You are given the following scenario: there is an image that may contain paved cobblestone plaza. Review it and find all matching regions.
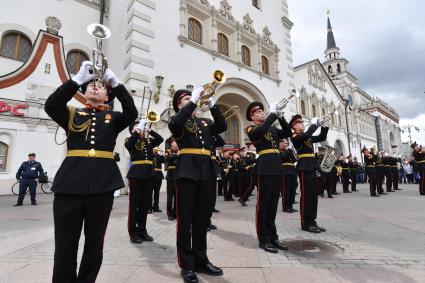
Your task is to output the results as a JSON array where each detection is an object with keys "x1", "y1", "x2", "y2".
[{"x1": 1, "y1": 184, "x2": 424, "y2": 282}]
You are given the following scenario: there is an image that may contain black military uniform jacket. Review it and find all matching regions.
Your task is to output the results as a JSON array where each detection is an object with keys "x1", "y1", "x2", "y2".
[
  {"x1": 44, "y1": 80, "x2": 138, "y2": 195},
  {"x1": 364, "y1": 154, "x2": 377, "y2": 174},
  {"x1": 413, "y1": 150, "x2": 425, "y2": 170},
  {"x1": 125, "y1": 130, "x2": 164, "y2": 180},
  {"x1": 168, "y1": 101, "x2": 227, "y2": 181},
  {"x1": 211, "y1": 135, "x2": 226, "y2": 178},
  {"x1": 291, "y1": 125, "x2": 329, "y2": 172},
  {"x1": 246, "y1": 113, "x2": 291, "y2": 176},
  {"x1": 375, "y1": 155, "x2": 384, "y2": 174},
  {"x1": 165, "y1": 151, "x2": 179, "y2": 181},
  {"x1": 340, "y1": 160, "x2": 350, "y2": 176},
  {"x1": 349, "y1": 161, "x2": 358, "y2": 176},
  {"x1": 16, "y1": 161, "x2": 44, "y2": 180},
  {"x1": 280, "y1": 149, "x2": 297, "y2": 176},
  {"x1": 153, "y1": 154, "x2": 165, "y2": 179}
]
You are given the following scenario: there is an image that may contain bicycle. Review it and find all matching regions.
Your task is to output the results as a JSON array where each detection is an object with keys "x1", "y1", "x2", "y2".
[{"x1": 11, "y1": 171, "x2": 54, "y2": 195}]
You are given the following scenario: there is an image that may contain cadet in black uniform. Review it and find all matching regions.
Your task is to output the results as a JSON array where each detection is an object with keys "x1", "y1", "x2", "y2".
[
  {"x1": 44, "y1": 61, "x2": 138, "y2": 282},
  {"x1": 411, "y1": 142, "x2": 425, "y2": 195},
  {"x1": 125, "y1": 120, "x2": 164, "y2": 243},
  {"x1": 290, "y1": 115, "x2": 329, "y2": 233},
  {"x1": 362, "y1": 147, "x2": 380, "y2": 197},
  {"x1": 239, "y1": 150, "x2": 257, "y2": 206},
  {"x1": 216, "y1": 150, "x2": 225, "y2": 197},
  {"x1": 331, "y1": 158, "x2": 340, "y2": 195},
  {"x1": 245, "y1": 101, "x2": 291, "y2": 253},
  {"x1": 383, "y1": 153, "x2": 395, "y2": 192},
  {"x1": 339, "y1": 155, "x2": 351, "y2": 193},
  {"x1": 168, "y1": 87, "x2": 226, "y2": 283},
  {"x1": 208, "y1": 134, "x2": 225, "y2": 231},
  {"x1": 279, "y1": 139, "x2": 298, "y2": 212},
  {"x1": 152, "y1": 147, "x2": 165, "y2": 212},
  {"x1": 165, "y1": 138, "x2": 179, "y2": 221},
  {"x1": 390, "y1": 154, "x2": 402, "y2": 190},
  {"x1": 375, "y1": 152, "x2": 386, "y2": 193},
  {"x1": 15, "y1": 153, "x2": 45, "y2": 206},
  {"x1": 238, "y1": 148, "x2": 249, "y2": 198},
  {"x1": 348, "y1": 155, "x2": 358, "y2": 192}
]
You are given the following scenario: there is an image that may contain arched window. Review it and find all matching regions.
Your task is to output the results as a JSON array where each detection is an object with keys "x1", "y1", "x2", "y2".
[
  {"x1": 0, "y1": 32, "x2": 32, "y2": 62},
  {"x1": 241, "y1": 45, "x2": 251, "y2": 66},
  {"x1": 217, "y1": 33, "x2": 229, "y2": 56},
  {"x1": 337, "y1": 63, "x2": 341, "y2": 73},
  {"x1": 261, "y1": 55, "x2": 269, "y2": 75},
  {"x1": 66, "y1": 50, "x2": 89, "y2": 75},
  {"x1": 0, "y1": 142, "x2": 8, "y2": 172},
  {"x1": 218, "y1": 105, "x2": 240, "y2": 146},
  {"x1": 188, "y1": 18, "x2": 202, "y2": 44},
  {"x1": 301, "y1": 100, "x2": 306, "y2": 115},
  {"x1": 328, "y1": 65, "x2": 332, "y2": 74}
]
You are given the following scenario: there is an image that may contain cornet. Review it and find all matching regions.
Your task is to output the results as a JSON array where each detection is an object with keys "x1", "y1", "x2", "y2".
[
  {"x1": 199, "y1": 70, "x2": 226, "y2": 106},
  {"x1": 276, "y1": 89, "x2": 300, "y2": 110},
  {"x1": 86, "y1": 23, "x2": 111, "y2": 87},
  {"x1": 304, "y1": 108, "x2": 339, "y2": 127}
]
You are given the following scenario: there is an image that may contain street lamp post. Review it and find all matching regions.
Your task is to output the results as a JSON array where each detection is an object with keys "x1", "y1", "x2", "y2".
[{"x1": 400, "y1": 125, "x2": 420, "y2": 144}]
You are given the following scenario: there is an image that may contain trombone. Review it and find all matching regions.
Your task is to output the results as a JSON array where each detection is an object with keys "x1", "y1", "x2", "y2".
[
  {"x1": 140, "y1": 86, "x2": 160, "y2": 134},
  {"x1": 223, "y1": 105, "x2": 240, "y2": 120}
]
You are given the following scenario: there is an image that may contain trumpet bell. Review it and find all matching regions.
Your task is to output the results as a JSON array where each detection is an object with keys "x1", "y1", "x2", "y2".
[
  {"x1": 147, "y1": 110, "x2": 160, "y2": 123},
  {"x1": 213, "y1": 70, "x2": 226, "y2": 84},
  {"x1": 87, "y1": 23, "x2": 111, "y2": 40}
]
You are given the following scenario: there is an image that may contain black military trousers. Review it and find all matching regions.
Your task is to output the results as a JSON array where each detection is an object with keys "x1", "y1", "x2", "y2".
[
  {"x1": 318, "y1": 173, "x2": 332, "y2": 197},
  {"x1": 17, "y1": 178, "x2": 37, "y2": 205},
  {"x1": 223, "y1": 173, "x2": 233, "y2": 200},
  {"x1": 166, "y1": 179, "x2": 176, "y2": 218},
  {"x1": 52, "y1": 191, "x2": 114, "y2": 283},
  {"x1": 331, "y1": 168, "x2": 338, "y2": 193},
  {"x1": 376, "y1": 171, "x2": 385, "y2": 193},
  {"x1": 368, "y1": 173, "x2": 378, "y2": 196},
  {"x1": 238, "y1": 172, "x2": 248, "y2": 198},
  {"x1": 256, "y1": 175, "x2": 281, "y2": 244},
  {"x1": 217, "y1": 178, "x2": 224, "y2": 196},
  {"x1": 240, "y1": 174, "x2": 256, "y2": 202},
  {"x1": 385, "y1": 171, "x2": 393, "y2": 191},
  {"x1": 298, "y1": 171, "x2": 318, "y2": 228},
  {"x1": 229, "y1": 172, "x2": 239, "y2": 197},
  {"x1": 152, "y1": 175, "x2": 163, "y2": 210},
  {"x1": 176, "y1": 178, "x2": 212, "y2": 270},
  {"x1": 281, "y1": 175, "x2": 297, "y2": 210},
  {"x1": 419, "y1": 168, "x2": 425, "y2": 195},
  {"x1": 350, "y1": 172, "x2": 357, "y2": 191},
  {"x1": 128, "y1": 178, "x2": 153, "y2": 236},
  {"x1": 208, "y1": 180, "x2": 217, "y2": 225},
  {"x1": 391, "y1": 169, "x2": 399, "y2": 189},
  {"x1": 342, "y1": 171, "x2": 350, "y2": 192}
]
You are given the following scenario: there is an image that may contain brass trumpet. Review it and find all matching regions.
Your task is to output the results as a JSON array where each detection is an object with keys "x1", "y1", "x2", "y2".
[
  {"x1": 86, "y1": 23, "x2": 111, "y2": 86},
  {"x1": 223, "y1": 105, "x2": 240, "y2": 120},
  {"x1": 199, "y1": 70, "x2": 226, "y2": 106}
]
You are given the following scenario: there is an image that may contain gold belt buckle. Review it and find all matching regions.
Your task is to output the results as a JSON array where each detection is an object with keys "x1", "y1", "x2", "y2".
[{"x1": 88, "y1": 149, "x2": 96, "y2": 157}]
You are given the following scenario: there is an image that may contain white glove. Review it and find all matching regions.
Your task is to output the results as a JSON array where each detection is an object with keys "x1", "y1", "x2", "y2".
[
  {"x1": 317, "y1": 118, "x2": 326, "y2": 127},
  {"x1": 310, "y1": 117, "x2": 319, "y2": 126},
  {"x1": 277, "y1": 110, "x2": 285, "y2": 118},
  {"x1": 103, "y1": 68, "x2": 121, "y2": 88},
  {"x1": 72, "y1": 61, "x2": 95, "y2": 86},
  {"x1": 206, "y1": 97, "x2": 215, "y2": 109},
  {"x1": 137, "y1": 118, "x2": 146, "y2": 131},
  {"x1": 190, "y1": 87, "x2": 204, "y2": 104},
  {"x1": 269, "y1": 102, "x2": 278, "y2": 114}
]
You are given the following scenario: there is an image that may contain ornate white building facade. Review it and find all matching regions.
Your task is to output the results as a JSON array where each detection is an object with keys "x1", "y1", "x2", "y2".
[{"x1": 0, "y1": 0, "x2": 402, "y2": 194}]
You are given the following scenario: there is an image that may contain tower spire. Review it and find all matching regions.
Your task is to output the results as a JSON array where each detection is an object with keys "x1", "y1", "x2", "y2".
[{"x1": 326, "y1": 16, "x2": 337, "y2": 50}]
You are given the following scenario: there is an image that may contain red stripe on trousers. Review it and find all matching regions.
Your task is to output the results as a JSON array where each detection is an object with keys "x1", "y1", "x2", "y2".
[
  {"x1": 301, "y1": 172, "x2": 305, "y2": 227},
  {"x1": 255, "y1": 175, "x2": 261, "y2": 240},
  {"x1": 175, "y1": 181, "x2": 182, "y2": 268}
]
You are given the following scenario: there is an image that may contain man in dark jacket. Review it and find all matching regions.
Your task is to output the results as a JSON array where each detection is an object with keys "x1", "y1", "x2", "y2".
[
  {"x1": 44, "y1": 61, "x2": 138, "y2": 283},
  {"x1": 168, "y1": 87, "x2": 227, "y2": 283},
  {"x1": 14, "y1": 153, "x2": 45, "y2": 206}
]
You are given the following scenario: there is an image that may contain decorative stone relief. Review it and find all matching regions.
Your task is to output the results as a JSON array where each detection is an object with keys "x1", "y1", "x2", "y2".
[
  {"x1": 219, "y1": 0, "x2": 234, "y2": 21},
  {"x1": 307, "y1": 65, "x2": 326, "y2": 91},
  {"x1": 242, "y1": 13, "x2": 255, "y2": 34},
  {"x1": 45, "y1": 16, "x2": 62, "y2": 35},
  {"x1": 262, "y1": 26, "x2": 273, "y2": 45},
  {"x1": 198, "y1": 0, "x2": 210, "y2": 7}
]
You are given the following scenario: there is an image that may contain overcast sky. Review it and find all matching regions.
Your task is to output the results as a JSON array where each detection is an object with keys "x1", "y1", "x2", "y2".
[{"x1": 287, "y1": 0, "x2": 425, "y2": 145}]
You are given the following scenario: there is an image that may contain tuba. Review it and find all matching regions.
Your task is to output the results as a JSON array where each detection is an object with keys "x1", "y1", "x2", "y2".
[
  {"x1": 320, "y1": 145, "x2": 337, "y2": 173},
  {"x1": 199, "y1": 70, "x2": 226, "y2": 106},
  {"x1": 87, "y1": 23, "x2": 111, "y2": 87}
]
